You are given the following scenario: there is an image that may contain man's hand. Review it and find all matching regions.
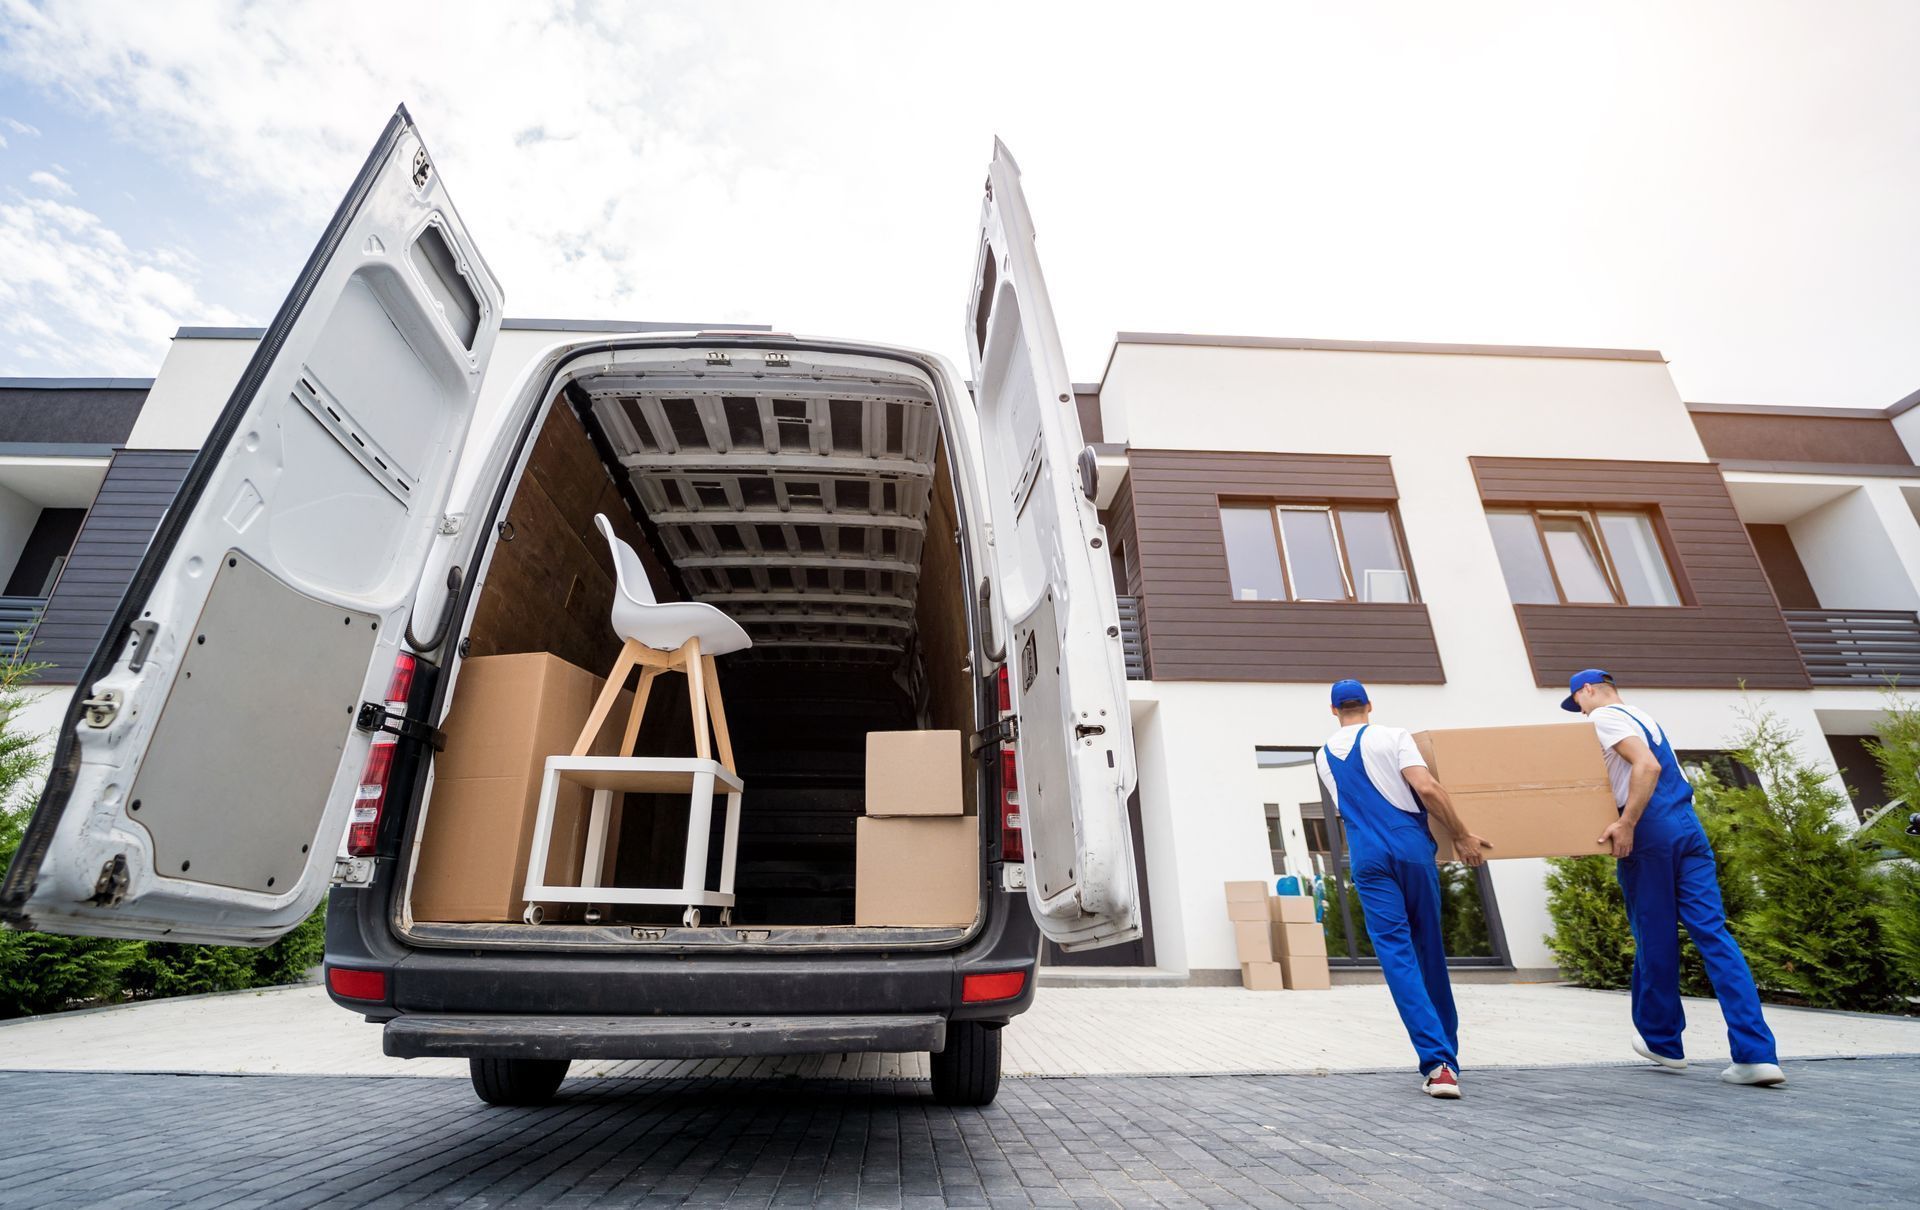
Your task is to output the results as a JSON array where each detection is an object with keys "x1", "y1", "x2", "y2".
[
  {"x1": 1599, "y1": 818, "x2": 1635, "y2": 859},
  {"x1": 1453, "y1": 834, "x2": 1492, "y2": 868}
]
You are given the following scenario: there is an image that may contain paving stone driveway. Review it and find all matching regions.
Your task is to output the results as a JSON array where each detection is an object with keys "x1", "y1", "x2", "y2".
[{"x1": 5, "y1": 1059, "x2": 1917, "y2": 1208}]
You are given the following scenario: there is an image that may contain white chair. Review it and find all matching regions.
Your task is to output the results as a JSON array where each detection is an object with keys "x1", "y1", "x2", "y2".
[{"x1": 571, "y1": 513, "x2": 752, "y2": 770}]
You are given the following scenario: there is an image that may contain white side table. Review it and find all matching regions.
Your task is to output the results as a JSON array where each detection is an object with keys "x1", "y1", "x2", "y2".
[{"x1": 521, "y1": 756, "x2": 743, "y2": 928}]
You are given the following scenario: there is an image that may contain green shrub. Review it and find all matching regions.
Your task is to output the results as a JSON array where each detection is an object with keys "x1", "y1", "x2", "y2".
[
  {"x1": 1710, "y1": 700, "x2": 1903, "y2": 1011},
  {"x1": 1865, "y1": 693, "x2": 1920, "y2": 994},
  {"x1": 1543, "y1": 855, "x2": 1634, "y2": 988}
]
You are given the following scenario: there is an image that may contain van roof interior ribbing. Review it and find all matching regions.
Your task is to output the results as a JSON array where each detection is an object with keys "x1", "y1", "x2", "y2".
[{"x1": 584, "y1": 378, "x2": 942, "y2": 662}]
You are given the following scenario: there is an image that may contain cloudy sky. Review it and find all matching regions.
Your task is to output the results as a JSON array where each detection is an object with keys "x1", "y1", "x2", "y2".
[{"x1": 0, "y1": 1, "x2": 1914, "y2": 407}]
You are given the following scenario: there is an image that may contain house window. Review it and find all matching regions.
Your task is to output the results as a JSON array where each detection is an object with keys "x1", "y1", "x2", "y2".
[
  {"x1": 1221, "y1": 504, "x2": 1415, "y2": 603},
  {"x1": 1486, "y1": 507, "x2": 1681, "y2": 606}
]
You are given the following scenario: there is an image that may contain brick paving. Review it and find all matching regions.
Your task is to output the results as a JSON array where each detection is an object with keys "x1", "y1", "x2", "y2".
[{"x1": 2, "y1": 1060, "x2": 1916, "y2": 1207}]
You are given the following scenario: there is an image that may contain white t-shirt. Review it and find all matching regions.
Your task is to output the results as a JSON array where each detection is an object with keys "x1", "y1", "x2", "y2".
[
  {"x1": 1316, "y1": 724, "x2": 1427, "y2": 815},
  {"x1": 1590, "y1": 704, "x2": 1689, "y2": 808}
]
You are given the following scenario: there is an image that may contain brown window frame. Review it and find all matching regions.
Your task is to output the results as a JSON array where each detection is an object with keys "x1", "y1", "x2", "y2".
[
  {"x1": 1219, "y1": 500, "x2": 1419, "y2": 604},
  {"x1": 1488, "y1": 505, "x2": 1687, "y2": 607}
]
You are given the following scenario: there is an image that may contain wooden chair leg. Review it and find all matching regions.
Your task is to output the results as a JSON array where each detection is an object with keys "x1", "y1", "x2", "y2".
[
  {"x1": 619, "y1": 668, "x2": 659, "y2": 759},
  {"x1": 573, "y1": 639, "x2": 641, "y2": 757},
  {"x1": 702, "y1": 655, "x2": 735, "y2": 772},
  {"x1": 683, "y1": 637, "x2": 710, "y2": 761}
]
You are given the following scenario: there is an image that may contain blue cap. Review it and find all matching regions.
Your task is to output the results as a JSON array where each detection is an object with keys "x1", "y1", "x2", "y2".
[
  {"x1": 1330, "y1": 678, "x2": 1369, "y2": 707},
  {"x1": 1561, "y1": 668, "x2": 1613, "y2": 713}
]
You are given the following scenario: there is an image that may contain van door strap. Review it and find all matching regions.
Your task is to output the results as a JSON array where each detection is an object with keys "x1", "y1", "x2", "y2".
[{"x1": 355, "y1": 701, "x2": 448, "y2": 750}]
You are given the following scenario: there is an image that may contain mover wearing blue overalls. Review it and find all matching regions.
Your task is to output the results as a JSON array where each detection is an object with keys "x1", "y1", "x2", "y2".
[
  {"x1": 1562, "y1": 669, "x2": 1787, "y2": 1088},
  {"x1": 1316, "y1": 679, "x2": 1492, "y2": 1099}
]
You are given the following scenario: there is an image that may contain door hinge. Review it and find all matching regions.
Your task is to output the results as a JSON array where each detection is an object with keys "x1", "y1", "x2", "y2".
[
  {"x1": 970, "y1": 716, "x2": 1018, "y2": 753},
  {"x1": 89, "y1": 854, "x2": 129, "y2": 906},
  {"x1": 81, "y1": 689, "x2": 122, "y2": 729},
  {"x1": 355, "y1": 701, "x2": 447, "y2": 751}
]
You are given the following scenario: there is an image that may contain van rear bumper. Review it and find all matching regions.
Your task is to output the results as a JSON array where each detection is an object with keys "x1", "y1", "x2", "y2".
[{"x1": 384, "y1": 1012, "x2": 947, "y2": 1061}]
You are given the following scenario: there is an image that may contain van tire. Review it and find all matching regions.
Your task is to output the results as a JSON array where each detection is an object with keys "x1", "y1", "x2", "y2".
[
  {"x1": 468, "y1": 1057, "x2": 570, "y2": 1106},
  {"x1": 929, "y1": 1022, "x2": 1002, "y2": 1106}
]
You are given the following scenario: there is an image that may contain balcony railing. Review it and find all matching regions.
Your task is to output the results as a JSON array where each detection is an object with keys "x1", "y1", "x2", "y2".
[
  {"x1": 1117, "y1": 594, "x2": 1149, "y2": 680},
  {"x1": 1783, "y1": 608, "x2": 1920, "y2": 686},
  {"x1": 0, "y1": 595, "x2": 46, "y2": 663}
]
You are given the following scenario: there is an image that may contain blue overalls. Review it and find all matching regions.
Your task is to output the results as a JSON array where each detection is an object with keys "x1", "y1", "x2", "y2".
[
  {"x1": 1324, "y1": 727, "x2": 1458, "y2": 1076},
  {"x1": 1601, "y1": 706, "x2": 1778, "y2": 1065}
]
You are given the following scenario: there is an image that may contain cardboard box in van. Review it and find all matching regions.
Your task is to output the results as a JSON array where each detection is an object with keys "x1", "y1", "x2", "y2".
[
  {"x1": 865, "y1": 730, "x2": 965, "y2": 816},
  {"x1": 413, "y1": 652, "x2": 631, "y2": 922},
  {"x1": 854, "y1": 816, "x2": 979, "y2": 926},
  {"x1": 1412, "y1": 723, "x2": 1618, "y2": 862}
]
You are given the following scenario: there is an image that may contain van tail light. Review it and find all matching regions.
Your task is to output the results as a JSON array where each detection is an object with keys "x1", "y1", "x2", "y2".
[
  {"x1": 999, "y1": 748, "x2": 1024, "y2": 864},
  {"x1": 347, "y1": 653, "x2": 415, "y2": 857},
  {"x1": 327, "y1": 966, "x2": 387, "y2": 1002},
  {"x1": 996, "y1": 665, "x2": 1011, "y2": 713},
  {"x1": 962, "y1": 970, "x2": 1026, "y2": 1003}
]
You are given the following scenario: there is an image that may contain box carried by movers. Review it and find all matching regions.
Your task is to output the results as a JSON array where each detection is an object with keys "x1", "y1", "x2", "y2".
[{"x1": 1412, "y1": 723, "x2": 1618, "y2": 862}]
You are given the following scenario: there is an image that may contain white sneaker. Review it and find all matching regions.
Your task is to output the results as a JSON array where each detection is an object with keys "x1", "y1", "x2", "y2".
[
  {"x1": 1720, "y1": 1062, "x2": 1787, "y2": 1087},
  {"x1": 1633, "y1": 1035, "x2": 1687, "y2": 1070}
]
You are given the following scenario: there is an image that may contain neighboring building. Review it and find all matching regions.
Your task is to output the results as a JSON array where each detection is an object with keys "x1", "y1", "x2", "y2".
[
  {"x1": 18, "y1": 324, "x2": 1916, "y2": 987},
  {"x1": 1084, "y1": 333, "x2": 1920, "y2": 980}
]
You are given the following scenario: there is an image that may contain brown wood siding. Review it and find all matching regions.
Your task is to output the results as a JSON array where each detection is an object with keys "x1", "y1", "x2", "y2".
[
  {"x1": 1127, "y1": 450, "x2": 1444, "y2": 684},
  {"x1": 1690, "y1": 412, "x2": 1913, "y2": 467},
  {"x1": 1472, "y1": 457, "x2": 1809, "y2": 690},
  {"x1": 1746, "y1": 524, "x2": 1820, "y2": 609}
]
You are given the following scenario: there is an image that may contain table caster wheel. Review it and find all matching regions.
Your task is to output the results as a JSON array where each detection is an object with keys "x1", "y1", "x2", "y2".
[
  {"x1": 523, "y1": 904, "x2": 545, "y2": 925},
  {"x1": 683, "y1": 907, "x2": 701, "y2": 928},
  {"x1": 719, "y1": 908, "x2": 733, "y2": 926}
]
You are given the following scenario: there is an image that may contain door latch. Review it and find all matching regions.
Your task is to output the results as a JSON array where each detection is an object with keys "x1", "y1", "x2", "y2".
[
  {"x1": 125, "y1": 620, "x2": 159, "y2": 673},
  {"x1": 81, "y1": 689, "x2": 122, "y2": 728},
  {"x1": 355, "y1": 701, "x2": 447, "y2": 750}
]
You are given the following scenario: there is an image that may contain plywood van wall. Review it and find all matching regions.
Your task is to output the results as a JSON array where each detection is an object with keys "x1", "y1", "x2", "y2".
[
  {"x1": 466, "y1": 398, "x2": 668, "y2": 674},
  {"x1": 917, "y1": 442, "x2": 978, "y2": 814}
]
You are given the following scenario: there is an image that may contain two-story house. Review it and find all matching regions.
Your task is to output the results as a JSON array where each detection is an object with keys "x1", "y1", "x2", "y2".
[{"x1": 1078, "y1": 333, "x2": 1920, "y2": 982}]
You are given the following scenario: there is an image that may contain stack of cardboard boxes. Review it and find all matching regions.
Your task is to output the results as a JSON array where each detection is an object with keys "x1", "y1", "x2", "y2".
[
  {"x1": 1225, "y1": 881, "x2": 1331, "y2": 990},
  {"x1": 854, "y1": 730, "x2": 980, "y2": 927}
]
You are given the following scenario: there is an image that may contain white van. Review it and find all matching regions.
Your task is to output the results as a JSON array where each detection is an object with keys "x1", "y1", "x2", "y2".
[{"x1": 0, "y1": 108, "x2": 1139, "y2": 1106}]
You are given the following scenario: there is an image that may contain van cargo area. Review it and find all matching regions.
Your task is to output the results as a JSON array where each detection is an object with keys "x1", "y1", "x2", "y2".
[{"x1": 399, "y1": 345, "x2": 988, "y2": 949}]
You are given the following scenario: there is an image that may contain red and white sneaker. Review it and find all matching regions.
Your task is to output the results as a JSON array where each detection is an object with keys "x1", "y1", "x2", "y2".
[{"x1": 1423, "y1": 1065, "x2": 1462, "y2": 1099}]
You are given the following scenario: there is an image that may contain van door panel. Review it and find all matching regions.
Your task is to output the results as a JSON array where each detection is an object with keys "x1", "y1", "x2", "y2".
[
  {"x1": 967, "y1": 140, "x2": 1141, "y2": 950},
  {"x1": 0, "y1": 107, "x2": 501, "y2": 944}
]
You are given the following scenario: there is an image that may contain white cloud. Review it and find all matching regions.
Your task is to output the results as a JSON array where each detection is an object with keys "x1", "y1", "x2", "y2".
[
  {"x1": 0, "y1": 1, "x2": 1916, "y2": 404},
  {"x1": 0, "y1": 195, "x2": 243, "y2": 373},
  {"x1": 26, "y1": 168, "x2": 72, "y2": 195},
  {"x1": 2, "y1": 116, "x2": 40, "y2": 137}
]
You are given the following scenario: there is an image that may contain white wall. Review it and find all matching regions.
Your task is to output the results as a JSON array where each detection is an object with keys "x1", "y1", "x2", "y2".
[
  {"x1": 1788, "y1": 484, "x2": 1920, "y2": 611},
  {"x1": 0, "y1": 481, "x2": 42, "y2": 591}
]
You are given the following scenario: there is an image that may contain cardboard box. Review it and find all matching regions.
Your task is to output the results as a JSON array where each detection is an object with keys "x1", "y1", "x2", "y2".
[
  {"x1": 1241, "y1": 961, "x2": 1285, "y2": 991},
  {"x1": 1225, "y1": 880, "x2": 1271, "y2": 922},
  {"x1": 865, "y1": 730, "x2": 966, "y2": 816},
  {"x1": 1271, "y1": 920, "x2": 1328, "y2": 958},
  {"x1": 413, "y1": 653, "x2": 631, "y2": 923},
  {"x1": 1279, "y1": 951, "x2": 1332, "y2": 990},
  {"x1": 1233, "y1": 919, "x2": 1275, "y2": 963},
  {"x1": 1412, "y1": 723, "x2": 1619, "y2": 862},
  {"x1": 1269, "y1": 894, "x2": 1316, "y2": 924},
  {"x1": 854, "y1": 815, "x2": 980, "y2": 926}
]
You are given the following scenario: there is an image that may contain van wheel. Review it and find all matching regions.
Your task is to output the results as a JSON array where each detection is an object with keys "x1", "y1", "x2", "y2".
[
  {"x1": 469, "y1": 1057, "x2": 569, "y2": 1106},
  {"x1": 929, "y1": 1021, "x2": 1002, "y2": 1106}
]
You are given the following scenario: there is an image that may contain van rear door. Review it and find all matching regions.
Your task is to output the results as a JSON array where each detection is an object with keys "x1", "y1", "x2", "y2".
[
  {"x1": 967, "y1": 140, "x2": 1141, "y2": 951},
  {"x1": 0, "y1": 107, "x2": 502, "y2": 945}
]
